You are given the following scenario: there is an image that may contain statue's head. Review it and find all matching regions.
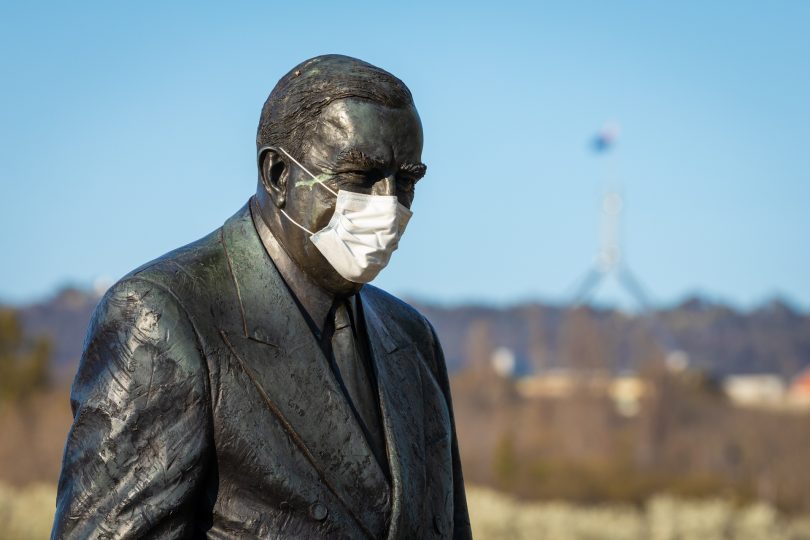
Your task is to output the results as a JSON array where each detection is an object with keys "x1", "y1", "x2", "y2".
[{"x1": 254, "y1": 55, "x2": 425, "y2": 296}]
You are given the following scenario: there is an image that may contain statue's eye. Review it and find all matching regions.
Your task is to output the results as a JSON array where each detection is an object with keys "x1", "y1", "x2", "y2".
[{"x1": 338, "y1": 171, "x2": 370, "y2": 185}]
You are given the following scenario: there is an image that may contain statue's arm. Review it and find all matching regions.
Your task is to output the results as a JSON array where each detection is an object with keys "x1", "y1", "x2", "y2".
[
  {"x1": 52, "y1": 278, "x2": 213, "y2": 540},
  {"x1": 426, "y1": 321, "x2": 473, "y2": 540}
]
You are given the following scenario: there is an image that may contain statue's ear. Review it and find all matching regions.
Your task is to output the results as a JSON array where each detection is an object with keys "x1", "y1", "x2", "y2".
[{"x1": 258, "y1": 146, "x2": 287, "y2": 208}]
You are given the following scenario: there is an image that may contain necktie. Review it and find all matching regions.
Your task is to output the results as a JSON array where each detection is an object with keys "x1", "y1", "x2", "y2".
[{"x1": 330, "y1": 300, "x2": 388, "y2": 472}]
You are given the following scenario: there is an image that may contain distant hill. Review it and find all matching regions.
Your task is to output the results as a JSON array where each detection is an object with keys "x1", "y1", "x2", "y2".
[
  {"x1": 6, "y1": 288, "x2": 103, "y2": 380},
  {"x1": 5, "y1": 288, "x2": 810, "y2": 382},
  {"x1": 412, "y1": 296, "x2": 810, "y2": 380}
]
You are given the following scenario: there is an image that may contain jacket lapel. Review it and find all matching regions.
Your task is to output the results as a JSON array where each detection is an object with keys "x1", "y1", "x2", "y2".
[
  {"x1": 359, "y1": 288, "x2": 427, "y2": 539},
  {"x1": 217, "y1": 203, "x2": 389, "y2": 538}
]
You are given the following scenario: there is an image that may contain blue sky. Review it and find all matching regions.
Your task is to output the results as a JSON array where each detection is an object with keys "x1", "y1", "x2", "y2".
[{"x1": 1, "y1": 1, "x2": 808, "y2": 309}]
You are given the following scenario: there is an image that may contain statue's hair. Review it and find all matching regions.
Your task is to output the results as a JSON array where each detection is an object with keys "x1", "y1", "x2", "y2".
[{"x1": 256, "y1": 55, "x2": 414, "y2": 160}]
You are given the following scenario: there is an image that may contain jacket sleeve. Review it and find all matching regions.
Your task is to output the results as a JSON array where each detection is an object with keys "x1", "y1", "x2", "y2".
[
  {"x1": 52, "y1": 278, "x2": 213, "y2": 540},
  {"x1": 426, "y1": 321, "x2": 473, "y2": 540}
]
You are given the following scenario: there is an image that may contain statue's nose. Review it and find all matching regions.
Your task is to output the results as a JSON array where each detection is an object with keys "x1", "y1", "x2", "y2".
[{"x1": 372, "y1": 174, "x2": 397, "y2": 196}]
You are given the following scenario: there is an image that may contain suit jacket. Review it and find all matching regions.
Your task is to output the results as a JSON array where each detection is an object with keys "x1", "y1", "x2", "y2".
[{"x1": 52, "y1": 202, "x2": 472, "y2": 539}]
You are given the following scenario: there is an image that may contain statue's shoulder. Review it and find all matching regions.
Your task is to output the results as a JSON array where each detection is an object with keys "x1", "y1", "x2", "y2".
[
  {"x1": 125, "y1": 229, "x2": 226, "y2": 289},
  {"x1": 362, "y1": 284, "x2": 427, "y2": 325},
  {"x1": 362, "y1": 285, "x2": 438, "y2": 351},
  {"x1": 117, "y1": 203, "x2": 253, "y2": 308},
  {"x1": 86, "y1": 227, "x2": 228, "y2": 343},
  {"x1": 362, "y1": 285, "x2": 450, "y2": 390},
  {"x1": 83, "y1": 205, "x2": 255, "y2": 356}
]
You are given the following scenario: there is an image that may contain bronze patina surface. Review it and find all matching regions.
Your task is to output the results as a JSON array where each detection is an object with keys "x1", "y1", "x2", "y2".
[{"x1": 52, "y1": 55, "x2": 471, "y2": 539}]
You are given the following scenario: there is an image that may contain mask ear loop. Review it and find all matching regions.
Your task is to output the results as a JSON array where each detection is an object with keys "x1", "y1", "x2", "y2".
[
  {"x1": 278, "y1": 147, "x2": 339, "y2": 197},
  {"x1": 271, "y1": 146, "x2": 339, "y2": 235},
  {"x1": 278, "y1": 208, "x2": 316, "y2": 235}
]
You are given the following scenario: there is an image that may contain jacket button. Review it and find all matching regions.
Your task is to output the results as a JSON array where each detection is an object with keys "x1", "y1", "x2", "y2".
[{"x1": 310, "y1": 502, "x2": 328, "y2": 521}]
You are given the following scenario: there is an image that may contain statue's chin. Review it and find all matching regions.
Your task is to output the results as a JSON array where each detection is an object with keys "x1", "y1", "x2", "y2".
[{"x1": 318, "y1": 273, "x2": 364, "y2": 298}]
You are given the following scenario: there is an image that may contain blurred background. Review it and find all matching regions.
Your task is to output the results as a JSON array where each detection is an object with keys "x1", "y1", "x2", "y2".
[{"x1": 2, "y1": 1, "x2": 809, "y2": 538}]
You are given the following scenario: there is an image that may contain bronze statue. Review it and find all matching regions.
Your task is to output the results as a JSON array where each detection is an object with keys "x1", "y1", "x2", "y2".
[{"x1": 52, "y1": 55, "x2": 472, "y2": 539}]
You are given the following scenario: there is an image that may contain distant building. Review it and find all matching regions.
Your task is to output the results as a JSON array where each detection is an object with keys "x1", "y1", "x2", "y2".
[
  {"x1": 516, "y1": 369, "x2": 579, "y2": 399},
  {"x1": 723, "y1": 375, "x2": 785, "y2": 408},
  {"x1": 490, "y1": 347, "x2": 516, "y2": 378},
  {"x1": 718, "y1": 372, "x2": 810, "y2": 413},
  {"x1": 515, "y1": 370, "x2": 649, "y2": 417},
  {"x1": 788, "y1": 367, "x2": 810, "y2": 409},
  {"x1": 609, "y1": 375, "x2": 647, "y2": 417}
]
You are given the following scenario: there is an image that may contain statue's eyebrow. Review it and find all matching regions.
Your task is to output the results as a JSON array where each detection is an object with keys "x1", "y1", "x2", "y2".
[
  {"x1": 334, "y1": 149, "x2": 388, "y2": 170},
  {"x1": 399, "y1": 161, "x2": 427, "y2": 179},
  {"x1": 334, "y1": 149, "x2": 427, "y2": 179}
]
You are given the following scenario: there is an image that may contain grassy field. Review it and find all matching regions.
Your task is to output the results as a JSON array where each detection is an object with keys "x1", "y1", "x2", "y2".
[
  {"x1": 3, "y1": 483, "x2": 810, "y2": 540},
  {"x1": 466, "y1": 487, "x2": 810, "y2": 540},
  {"x1": 0, "y1": 483, "x2": 53, "y2": 540}
]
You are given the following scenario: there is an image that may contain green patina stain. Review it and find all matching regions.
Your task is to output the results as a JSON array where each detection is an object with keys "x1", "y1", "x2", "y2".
[{"x1": 295, "y1": 173, "x2": 332, "y2": 190}]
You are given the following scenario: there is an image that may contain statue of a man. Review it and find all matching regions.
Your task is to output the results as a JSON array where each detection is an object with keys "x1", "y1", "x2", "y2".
[{"x1": 52, "y1": 55, "x2": 471, "y2": 539}]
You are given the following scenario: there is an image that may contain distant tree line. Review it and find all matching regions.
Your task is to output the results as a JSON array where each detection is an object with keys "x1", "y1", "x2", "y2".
[
  {"x1": 416, "y1": 297, "x2": 810, "y2": 379},
  {"x1": 0, "y1": 309, "x2": 51, "y2": 402}
]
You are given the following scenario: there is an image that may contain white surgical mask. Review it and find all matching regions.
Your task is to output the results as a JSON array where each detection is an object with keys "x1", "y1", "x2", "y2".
[{"x1": 276, "y1": 147, "x2": 413, "y2": 283}]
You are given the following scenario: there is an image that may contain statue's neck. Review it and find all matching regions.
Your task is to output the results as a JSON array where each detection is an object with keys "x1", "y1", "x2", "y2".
[{"x1": 249, "y1": 197, "x2": 339, "y2": 334}]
